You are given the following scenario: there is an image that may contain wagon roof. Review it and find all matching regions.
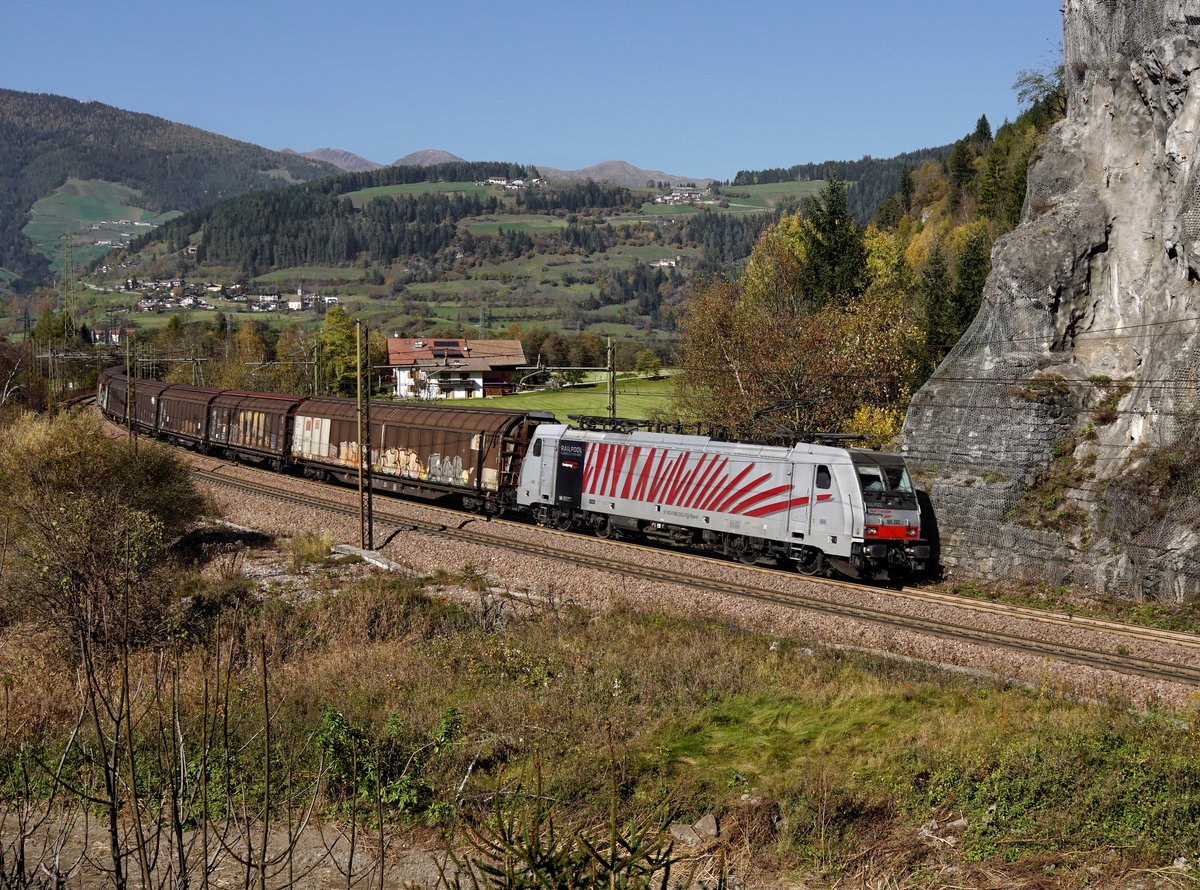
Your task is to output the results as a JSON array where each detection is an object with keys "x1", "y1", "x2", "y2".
[
  {"x1": 211, "y1": 391, "x2": 307, "y2": 412},
  {"x1": 160, "y1": 384, "x2": 221, "y2": 404},
  {"x1": 300, "y1": 397, "x2": 533, "y2": 435},
  {"x1": 132, "y1": 380, "x2": 170, "y2": 395}
]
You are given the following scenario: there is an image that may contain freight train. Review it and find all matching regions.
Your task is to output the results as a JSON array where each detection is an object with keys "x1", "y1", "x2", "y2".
[{"x1": 98, "y1": 368, "x2": 930, "y2": 581}]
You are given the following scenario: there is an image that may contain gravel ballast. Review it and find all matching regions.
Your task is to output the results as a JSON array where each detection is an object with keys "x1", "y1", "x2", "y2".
[{"x1": 180, "y1": 451, "x2": 1200, "y2": 710}]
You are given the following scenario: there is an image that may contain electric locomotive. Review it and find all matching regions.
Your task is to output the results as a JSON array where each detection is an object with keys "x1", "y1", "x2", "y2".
[{"x1": 516, "y1": 423, "x2": 928, "y2": 581}]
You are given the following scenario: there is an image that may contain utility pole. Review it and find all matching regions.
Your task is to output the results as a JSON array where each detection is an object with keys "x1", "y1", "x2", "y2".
[
  {"x1": 356, "y1": 321, "x2": 365, "y2": 550},
  {"x1": 124, "y1": 336, "x2": 136, "y2": 452},
  {"x1": 607, "y1": 337, "x2": 616, "y2": 420},
  {"x1": 355, "y1": 321, "x2": 374, "y2": 551},
  {"x1": 124, "y1": 338, "x2": 132, "y2": 440},
  {"x1": 312, "y1": 340, "x2": 320, "y2": 396},
  {"x1": 61, "y1": 232, "x2": 75, "y2": 345},
  {"x1": 364, "y1": 325, "x2": 374, "y2": 551}
]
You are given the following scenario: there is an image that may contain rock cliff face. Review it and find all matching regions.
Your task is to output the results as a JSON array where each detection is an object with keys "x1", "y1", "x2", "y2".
[{"x1": 902, "y1": 0, "x2": 1200, "y2": 599}]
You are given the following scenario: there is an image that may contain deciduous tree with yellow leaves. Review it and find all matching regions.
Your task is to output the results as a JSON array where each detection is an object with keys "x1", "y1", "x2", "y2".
[{"x1": 676, "y1": 180, "x2": 918, "y2": 446}]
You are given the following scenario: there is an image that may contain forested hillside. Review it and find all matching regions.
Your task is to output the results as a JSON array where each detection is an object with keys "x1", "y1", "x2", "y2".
[
  {"x1": 115, "y1": 160, "x2": 790, "y2": 340},
  {"x1": 0, "y1": 88, "x2": 337, "y2": 288},
  {"x1": 733, "y1": 145, "x2": 955, "y2": 224},
  {"x1": 678, "y1": 86, "x2": 1066, "y2": 444},
  {"x1": 143, "y1": 162, "x2": 540, "y2": 273}
]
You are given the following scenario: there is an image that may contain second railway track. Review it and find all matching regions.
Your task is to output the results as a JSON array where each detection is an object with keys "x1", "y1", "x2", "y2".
[{"x1": 192, "y1": 466, "x2": 1200, "y2": 689}]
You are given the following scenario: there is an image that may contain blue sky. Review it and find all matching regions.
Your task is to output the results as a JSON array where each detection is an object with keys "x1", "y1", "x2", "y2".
[{"x1": 5, "y1": 0, "x2": 1062, "y2": 179}]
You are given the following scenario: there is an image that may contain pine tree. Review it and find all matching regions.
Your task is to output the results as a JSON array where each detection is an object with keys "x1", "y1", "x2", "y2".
[
  {"x1": 977, "y1": 150, "x2": 1006, "y2": 220},
  {"x1": 794, "y1": 175, "x2": 868, "y2": 311},
  {"x1": 920, "y1": 245, "x2": 956, "y2": 354},
  {"x1": 952, "y1": 225, "x2": 993, "y2": 332},
  {"x1": 898, "y1": 166, "x2": 915, "y2": 214},
  {"x1": 973, "y1": 114, "x2": 993, "y2": 144}
]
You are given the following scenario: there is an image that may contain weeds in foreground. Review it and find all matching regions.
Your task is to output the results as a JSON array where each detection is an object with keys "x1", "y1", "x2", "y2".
[
  {"x1": 4, "y1": 538, "x2": 1200, "y2": 885},
  {"x1": 287, "y1": 530, "x2": 333, "y2": 572},
  {"x1": 444, "y1": 730, "x2": 689, "y2": 890}
]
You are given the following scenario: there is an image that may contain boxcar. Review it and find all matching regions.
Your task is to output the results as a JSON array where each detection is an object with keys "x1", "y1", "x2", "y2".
[
  {"x1": 131, "y1": 380, "x2": 170, "y2": 433},
  {"x1": 97, "y1": 367, "x2": 128, "y2": 423},
  {"x1": 292, "y1": 399, "x2": 551, "y2": 510},
  {"x1": 158, "y1": 385, "x2": 220, "y2": 447},
  {"x1": 208, "y1": 391, "x2": 305, "y2": 467}
]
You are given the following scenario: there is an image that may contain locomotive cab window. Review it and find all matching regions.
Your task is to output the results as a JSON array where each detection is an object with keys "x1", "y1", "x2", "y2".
[
  {"x1": 816, "y1": 465, "x2": 832, "y2": 489},
  {"x1": 858, "y1": 465, "x2": 887, "y2": 493},
  {"x1": 532, "y1": 439, "x2": 542, "y2": 458},
  {"x1": 853, "y1": 458, "x2": 916, "y2": 505},
  {"x1": 856, "y1": 464, "x2": 913, "y2": 494},
  {"x1": 883, "y1": 465, "x2": 913, "y2": 493}
]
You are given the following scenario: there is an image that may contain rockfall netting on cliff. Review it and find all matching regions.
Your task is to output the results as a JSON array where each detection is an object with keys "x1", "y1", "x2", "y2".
[{"x1": 902, "y1": 0, "x2": 1200, "y2": 600}]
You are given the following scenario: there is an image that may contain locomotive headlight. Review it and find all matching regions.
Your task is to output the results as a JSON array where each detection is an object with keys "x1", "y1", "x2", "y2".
[
  {"x1": 864, "y1": 526, "x2": 879, "y2": 536},
  {"x1": 906, "y1": 526, "x2": 919, "y2": 538}
]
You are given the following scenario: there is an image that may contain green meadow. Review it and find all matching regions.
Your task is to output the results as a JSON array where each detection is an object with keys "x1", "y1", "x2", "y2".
[
  {"x1": 22, "y1": 178, "x2": 180, "y2": 271},
  {"x1": 470, "y1": 374, "x2": 678, "y2": 422},
  {"x1": 344, "y1": 180, "x2": 497, "y2": 208},
  {"x1": 463, "y1": 216, "x2": 568, "y2": 235}
]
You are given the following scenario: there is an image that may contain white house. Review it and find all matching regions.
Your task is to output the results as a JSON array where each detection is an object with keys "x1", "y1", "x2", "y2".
[{"x1": 387, "y1": 338, "x2": 526, "y2": 400}]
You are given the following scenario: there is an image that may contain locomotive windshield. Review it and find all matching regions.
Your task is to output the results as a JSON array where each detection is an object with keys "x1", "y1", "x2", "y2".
[{"x1": 852, "y1": 455, "x2": 916, "y2": 506}]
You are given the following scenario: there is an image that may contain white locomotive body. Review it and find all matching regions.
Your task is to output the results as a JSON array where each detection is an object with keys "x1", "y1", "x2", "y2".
[{"x1": 517, "y1": 425, "x2": 929, "y2": 580}]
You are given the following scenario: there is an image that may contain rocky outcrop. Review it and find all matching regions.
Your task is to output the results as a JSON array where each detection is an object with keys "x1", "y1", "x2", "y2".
[{"x1": 903, "y1": 0, "x2": 1200, "y2": 599}]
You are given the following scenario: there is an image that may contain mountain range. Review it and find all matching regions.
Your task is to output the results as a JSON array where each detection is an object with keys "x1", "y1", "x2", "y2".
[
  {"x1": 293, "y1": 147, "x2": 709, "y2": 188},
  {"x1": 535, "y1": 160, "x2": 710, "y2": 187},
  {"x1": 0, "y1": 88, "x2": 338, "y2": 288},
  {"x1": 0, "y1": 87, "x2": 715, "y2": 291}
]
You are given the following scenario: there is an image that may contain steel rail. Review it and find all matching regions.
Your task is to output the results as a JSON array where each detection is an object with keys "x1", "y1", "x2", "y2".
[
  {"x1": 195, "y1": 461, "x2": 1200, "y2": 653},
  {"x1": 191, "y1": 468, "x2": 1200, "y2": 687}
]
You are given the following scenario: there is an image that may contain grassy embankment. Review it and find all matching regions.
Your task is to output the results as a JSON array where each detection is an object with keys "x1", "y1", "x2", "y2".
[
  {"x1": 1, "y1": 414, "x2": 1199, "y2": 885},
  {"x1": 4, "y1": 556, "x2": 1198, "y2": 884}
]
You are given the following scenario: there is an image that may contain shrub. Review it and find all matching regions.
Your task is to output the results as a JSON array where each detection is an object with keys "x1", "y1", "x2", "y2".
[
  {"x1": 288, "y1": 530, "x2": 333, "y2": 572},
  {"x1": 0, "y1": 411, "x2": 205, "y2": 650}
]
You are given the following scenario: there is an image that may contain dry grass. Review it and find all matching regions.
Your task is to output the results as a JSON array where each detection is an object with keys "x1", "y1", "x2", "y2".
[
  {"x1": 286, "y1": 530, "x2": 335, "y2": 573},
  {"x1": 2, "y1": 549, "x2": 1200, "y2": 886}
]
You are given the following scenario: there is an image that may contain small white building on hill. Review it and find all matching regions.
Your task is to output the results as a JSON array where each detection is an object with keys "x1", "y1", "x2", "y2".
[{"x1": 387, "y1": 338, "x2": 526, "y2": 399}]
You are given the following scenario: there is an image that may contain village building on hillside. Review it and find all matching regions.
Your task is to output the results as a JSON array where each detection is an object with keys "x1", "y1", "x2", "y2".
[{"x1": 387, "y1": 338, "x2": 527, "y2": 400}]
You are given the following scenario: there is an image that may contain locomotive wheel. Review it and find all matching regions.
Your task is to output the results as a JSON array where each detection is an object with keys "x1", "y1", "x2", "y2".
[
  {"x1": 796, "y1": 548, "x2": 824, "y2": 576},
  {"x1": 594, "y1": 518, "x2": 615, "y2": 539},
  {"x1": 553, "y1": 511, "x2": 573, "y2": 531},
  {"x1": 727, "y1": 535, "x2": 759, "y2": 565}
]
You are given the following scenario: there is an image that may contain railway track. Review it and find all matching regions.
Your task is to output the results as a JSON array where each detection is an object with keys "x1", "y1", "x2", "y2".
[{"x1": 192, "y1": 466, "x2": 1200, "y2": 688}]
